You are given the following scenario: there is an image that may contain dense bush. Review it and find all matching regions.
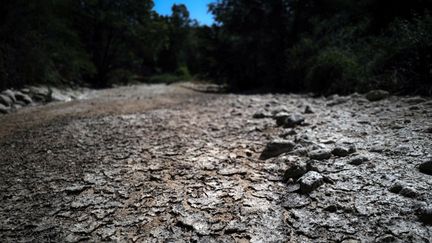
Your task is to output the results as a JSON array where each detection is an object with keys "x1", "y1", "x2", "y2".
[
  {"x1": 370, "y1": 15, "x2": 432, "y2": 94},
  {"x1": 210, "y1": 0, "x2": 432, "y2": 95},
  {"x1": 305, "y1": 48, "x2": 363, "y2": 94}
]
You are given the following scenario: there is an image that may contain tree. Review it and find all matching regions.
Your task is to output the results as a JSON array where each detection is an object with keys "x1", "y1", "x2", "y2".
[
  {"x1": 209, "y1": 0, "x2": 289, "y2": 89},
  {"x1": 72, "y1": 0, "x2": 154, "y2": 87},
  {"x1": 157, "y1": 4, "x2": 193, "y2": 72},
  {"x1": 0, "y1": 0, "x2": 92, "y2": 89}
]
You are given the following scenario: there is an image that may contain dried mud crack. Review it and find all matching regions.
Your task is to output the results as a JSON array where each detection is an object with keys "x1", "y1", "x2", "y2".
[{"x1": 0, "y1": 84, "x2": 431, "y2": 242}]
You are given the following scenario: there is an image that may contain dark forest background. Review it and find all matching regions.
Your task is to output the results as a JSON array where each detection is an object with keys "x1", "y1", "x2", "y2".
[{"x1": 1, "y1": 0, "x2": 432, "y2": 95}]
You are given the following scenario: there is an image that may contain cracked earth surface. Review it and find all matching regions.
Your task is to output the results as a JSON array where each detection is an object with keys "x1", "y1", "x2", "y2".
[{"x1": 0, "y1": 83, "x2": 431, "y2": 242}]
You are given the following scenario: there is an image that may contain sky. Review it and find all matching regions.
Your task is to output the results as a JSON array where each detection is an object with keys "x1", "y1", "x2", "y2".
[{"x1": 153, "y1": 0, "x2": 215, "y2": 26}]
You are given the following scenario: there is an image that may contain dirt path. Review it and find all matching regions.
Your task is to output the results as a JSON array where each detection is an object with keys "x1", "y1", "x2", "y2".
[{"x1": 0, "y1": 84, "x2": 431, "y2": 242}]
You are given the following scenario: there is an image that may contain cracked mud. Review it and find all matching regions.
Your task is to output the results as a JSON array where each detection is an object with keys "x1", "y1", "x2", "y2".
[{"x1": 0, "y1": 84, "x2": 431, "y2": 242}]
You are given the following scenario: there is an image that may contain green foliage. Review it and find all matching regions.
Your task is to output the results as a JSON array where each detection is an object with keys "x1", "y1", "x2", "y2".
[
  {"x1": 175, "y1": 65, "x2": 192, "y2": 80},
  {"x1": 147, "y1": 65, "x2": 193, "y2": 84},
  {"x1": 209, "y1": 0, "x2": 432, "y2": 94},
  {"x1": 1, "y1": 0, "x2": 432, "y2": 95},
  {"x1": 72, "y1": 0, "x2": 156, "y2": 88},
  {"x1": 368, "y1": 14, "x2": 432, "y2": 94},
  {"x1": 305, "y1": 48, "x2": 363, "y2": 94},
  {"x1": 0, "y1": 0, "x2": 93, "y2": 89},
  {"x1": 285, "y1": 38, "x2": 319, "y2": 91},
  {"x1": 0, "y1": 0, "x2": 202, "y2": 90}
]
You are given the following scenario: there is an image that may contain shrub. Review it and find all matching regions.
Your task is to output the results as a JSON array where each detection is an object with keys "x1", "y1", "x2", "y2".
[
  {"x1": 285, "y1": 38, "x2": 319, "y2": 91},
  {"x1": 371, "y1": 14, "x2": 432, "y2": 94},
  {"x1": 175, "y1": 65, "x2": 192, "y2": 80},
  {"x1": 146, "y1": 65, "x2": 193, "y2": 84},
  {"x1": 305, "y1": 48, "x2": 363, "y2": 94}
]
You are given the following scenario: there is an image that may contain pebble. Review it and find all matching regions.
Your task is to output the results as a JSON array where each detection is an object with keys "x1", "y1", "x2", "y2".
[
  {"x1": 298, "y1": 171, "x2": 324, "y2": 194},
  {"x1": 389, "y1": 182, "x2": 419, "y2": 198},
  {"x1": 260, "y1": 139, "x2": 296, "y2": 160},
  {"x1": 324, "y1": 204, "x2": 338, "y2": 213},
  {"x1": 274, "y1": 112, "x2": 290, "y2": 126},
  {"x1": 253, "y1": 112, "x2": 267, "y2": 119},
  {"x1": 389, "y1": 182, "x2": 404, "y2": 194},
  {"x1": 283, "y1": 113, "x2": 305, "y2": 128},
  {"x1": 304, "y1": 105, "x2": 314, "y2": 114},
  {"x1": 284, "y1": 161, "x2": 308, "y2": 181},
  {"x1": 348, "y1": 155, "x2": 369, "y2": 166},
  {"x1": 309, "y1": 149, "x2": 332, "y2": 160},
  {"x1": 273, "y1": 112, "x2": 305, "y2": 128},
  {"x1": 417, "y1": 206, "x2": 432, "y2": 225},
  {"x1": 399, "y1": 187, "x2": 419, "y2": 198},
  {"x1": 332, "y1": 146, "x2": 354, "y2": 157},
  {"x1": 418, "y1": 160, "x2": 432, "y2": 175},
  {"x1": 64, "y1": 185, "x2": 88, "y2": 194}
]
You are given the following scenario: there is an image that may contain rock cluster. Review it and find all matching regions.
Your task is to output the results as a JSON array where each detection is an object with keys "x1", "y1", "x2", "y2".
[
  {"x1": 254, "y1": 92, "x2": 432, "y2": 241},
  {"x1": 0, "y1": 87, "x2": 83, "y2": 114},
  {"x1": 0, "y1": 89, "x2": 35, "y2": 113}
]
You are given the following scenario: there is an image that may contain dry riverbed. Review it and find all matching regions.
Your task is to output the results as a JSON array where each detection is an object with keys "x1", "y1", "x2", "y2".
[{"x1": 0, "y1": 83, "x2": 431, "y2": 242}]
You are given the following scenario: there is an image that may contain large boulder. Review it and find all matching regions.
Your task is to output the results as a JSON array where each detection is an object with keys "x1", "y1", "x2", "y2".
[
  {"x1": 0, "y1": 94, "x2": 13, "y2": 106},
  {"x1": 51, "y1": 88, "x2": 73, "y2": 102},
  {"x1": 14, "y1": 91, "x2": 33, "y2": 104},
  {"x1": 1, "y1": 89, "x2": 16, "y2": 103},
  {"x1": 29, "y1": 86, "x2": 51, "y2": 102}
]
